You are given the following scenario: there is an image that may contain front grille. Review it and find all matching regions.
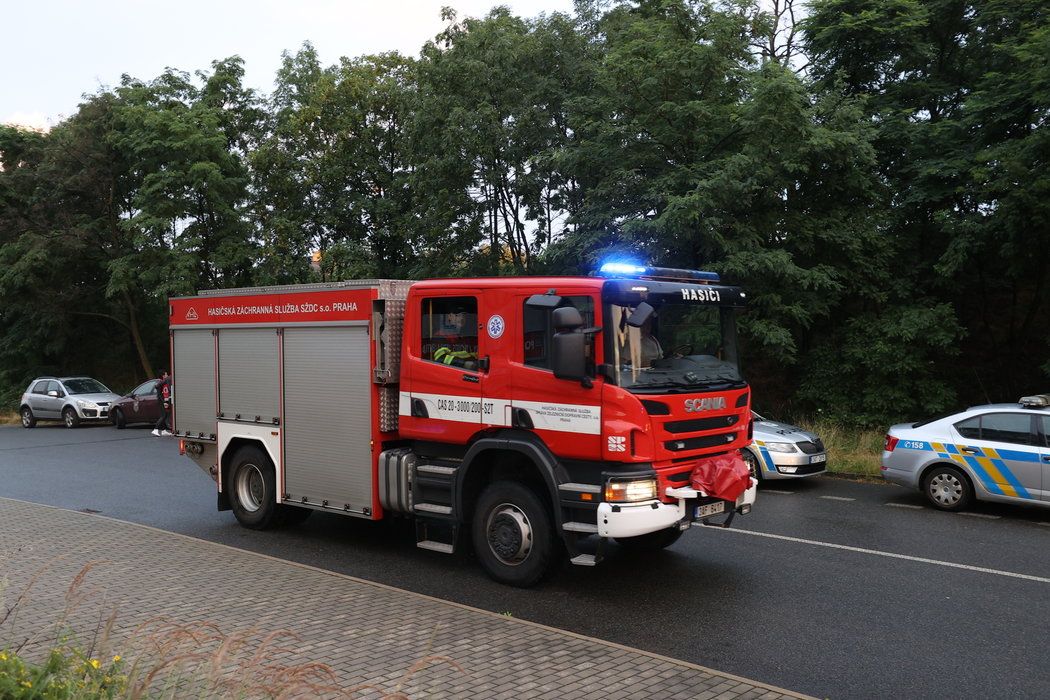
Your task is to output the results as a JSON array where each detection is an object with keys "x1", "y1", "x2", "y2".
[
  {"x1": 791, "y1": 462, "x2": 826, "y2": 475},
  {"x1": 97, "y1": 402, "x2": 110, "y2": 407},
  {"x1": 666, "y1": 432, "x2": 737, "y2": 452},
  {"x1": 797, "y1": 440, "x2": 825, "y2": 454},
  {"x1": 664, "y1": 414, "x2": 738, "y2": 434}
]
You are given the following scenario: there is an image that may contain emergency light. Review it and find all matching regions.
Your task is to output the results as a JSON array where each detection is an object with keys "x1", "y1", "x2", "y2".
[{"x1": 597, "y1": 261, "x2": 720, "y2": 283}]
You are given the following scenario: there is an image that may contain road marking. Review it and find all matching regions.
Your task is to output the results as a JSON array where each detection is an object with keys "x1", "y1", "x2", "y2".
[
  {"x1": 720, "y1": 528, "x2": 1050, "y2": 585},
  {"x1": 762, "y1": 489, "x2": 794, "y2": 495},
  {"x1": 1038, "y1": 522, "x2": 1050, "y2": 528},
  {"x1": 957, "y1": 512, "x2": 1001, "y2": 520},
  {"x1": 819, "y1": 496, "x2": 855, "y2": 502},
  {"x1": 885, "y1": 503, "x2": 924, "y2": 510}
]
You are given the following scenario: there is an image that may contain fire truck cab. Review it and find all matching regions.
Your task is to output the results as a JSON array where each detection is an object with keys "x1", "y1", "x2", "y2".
[{"x1": 170, "y1": 266, "x2": 757, "y2": 586}]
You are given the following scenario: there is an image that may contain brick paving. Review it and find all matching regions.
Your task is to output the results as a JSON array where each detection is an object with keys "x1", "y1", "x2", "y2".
[{"x1": 0, "y1": 498, "x2": 811, "y2": 699}]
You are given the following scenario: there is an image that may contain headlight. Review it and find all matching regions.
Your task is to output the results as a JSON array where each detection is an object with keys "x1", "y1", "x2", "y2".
[
  {"x1": 764, "y1": 442, "x2": 798, "y2": 453},
  {"x1": 605, "y1": 478, "x2": 657, "y2": 502}
]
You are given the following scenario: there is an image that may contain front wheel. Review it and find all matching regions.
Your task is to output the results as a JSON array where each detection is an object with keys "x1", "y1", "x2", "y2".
[
  {"x1": 111, "y1": 408, "x2": 126, "y2": 429},
  {"x1": 742, "y1": 449, "x2": 762, "y2": 482},
  {"x1": 616, "y1": 527, "x2": 683, "y2": 552},
  {"x1": 228, "y1": 446, "x2": 281, "y2": 529},
  {"x1": 63, "y1": 408, "x2": 80, "y2": 429},
  {"x1": 923, "y1": 465, "x2": 973, "y2": 511},
  {"x1": 471, "y1": 481, "x2": 554, "y2": 587},
  {"x1": 20, "y1": 407, "x2": 36, "y2": 429}
]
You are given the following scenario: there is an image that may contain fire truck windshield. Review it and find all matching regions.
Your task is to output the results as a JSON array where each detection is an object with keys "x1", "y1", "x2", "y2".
[{"x1": 606, "y1": 301, "x2": 744, "y2": 393}]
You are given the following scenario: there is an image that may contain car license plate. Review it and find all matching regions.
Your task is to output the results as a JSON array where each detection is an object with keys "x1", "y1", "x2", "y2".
[
  {"x1": 811, "y1": 454, "x2": 827, "y2": 464},
  {"x1": 695, "y1": 501, "x2": 725, "y2": 519}
]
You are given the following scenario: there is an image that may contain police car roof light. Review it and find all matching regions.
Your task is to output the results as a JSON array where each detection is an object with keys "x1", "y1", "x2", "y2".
[{"x1": 1019, "y1": 394, "x2": 1050, "y2": 408}]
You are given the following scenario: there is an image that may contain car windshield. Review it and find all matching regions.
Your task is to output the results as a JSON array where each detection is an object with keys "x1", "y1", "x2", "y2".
[
  {"x1": 606, "y1": 301, "x2": 744, "y2": 393},
  {"x1": 63, "y1": 378, "x2": 110, "y2": 395}
]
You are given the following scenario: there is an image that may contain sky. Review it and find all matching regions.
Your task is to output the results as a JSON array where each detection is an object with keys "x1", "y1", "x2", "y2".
[{"x1": 1, "y1": 0, "x2": 576, "y2": 130}]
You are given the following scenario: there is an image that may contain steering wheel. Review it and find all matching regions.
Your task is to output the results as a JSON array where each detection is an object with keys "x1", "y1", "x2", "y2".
[{"x1": 668, "y1": 343, "x2": 693, "y2": 357}]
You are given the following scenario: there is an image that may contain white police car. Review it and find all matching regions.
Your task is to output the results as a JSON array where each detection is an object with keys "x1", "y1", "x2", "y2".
[
  {"x1": 741, "y1": 412, "x2": 828, "y2": 480},
  {"x1": 881, "y1": 395, "x2": 1050, "y2": 511}
]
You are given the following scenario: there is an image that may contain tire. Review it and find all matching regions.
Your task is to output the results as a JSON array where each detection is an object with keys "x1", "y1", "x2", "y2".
[
  {"x1": 471, "y1": 481, "x2": 554, "y2": 588},
  {"x1": 228, "y1": 445, "x2": 281, "y2": 530},
  {"x1": 923, "y1": 464, "x2": 973, "y2": 511},
  {"x1": 112, "y1": 408, "x2": 126, "y2": 429},
  {"x1": 742, "y1": 449, "x2": 762, "y2": 482},
  {"x1": 63, "y1": 407, "x2": 80, "y2": 429},
  {"x1": 20, "y1": 407, "x2": 36, "y2": 429},
  {"x1": 616, "y1": 527, "x2": 684, "y2": 552}
]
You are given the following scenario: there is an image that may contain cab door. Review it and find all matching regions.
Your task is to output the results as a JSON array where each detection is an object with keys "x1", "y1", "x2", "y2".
[
  {"x1": 952, "y1": 412, "x2": 1043, "y2": 502},
  {"x1": 131, "y1": 380, "x2": 160, "y2": 422},
  {"x1": 40, "y1": 380, "x2": 64, "y2": 419},
  {"x1": 508, "y1": 291, "x2": 602, "y2": 461},
  {"x1": 400, "y1": 293, "x2": 483, "y2": 445}
]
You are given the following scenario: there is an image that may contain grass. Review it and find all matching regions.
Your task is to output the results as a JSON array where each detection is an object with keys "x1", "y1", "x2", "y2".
[
  {"x1": 0, "y1": 411, "x2": 20, "y2": 426},
  {"x1": 793, "y1": 418, "x2": 886, "y2": 478}
]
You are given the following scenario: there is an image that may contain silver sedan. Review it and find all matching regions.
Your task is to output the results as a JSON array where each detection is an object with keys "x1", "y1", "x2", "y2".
[
  {"x1": 742, "y1": 412, "x2": 828, "y2": 481},
  {"x1": 881, "y1": 395, "x2": 1050, "y2": 511}
]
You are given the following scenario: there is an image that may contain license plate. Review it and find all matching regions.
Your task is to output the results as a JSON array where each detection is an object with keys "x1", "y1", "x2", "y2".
[
  {"x1": 695, "y1": 501, "x2": 725, "y2": 519},
  {"x1": 811, "y1": 454, "x2": 827, "y2": 464}
]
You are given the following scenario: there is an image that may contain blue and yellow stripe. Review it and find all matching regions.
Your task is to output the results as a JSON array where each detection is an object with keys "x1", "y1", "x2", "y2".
[{"x1": 899, "y1": 441, "x2": 1038, "y2": 499}]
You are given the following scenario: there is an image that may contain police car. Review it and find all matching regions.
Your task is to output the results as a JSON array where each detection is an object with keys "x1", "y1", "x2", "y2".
[
  {"x1": 741, "y1": 412, "x2": 828, "y2": 480},
  {"x1": 881, "y1": 395, "x2": 1050, "y2": 511}
]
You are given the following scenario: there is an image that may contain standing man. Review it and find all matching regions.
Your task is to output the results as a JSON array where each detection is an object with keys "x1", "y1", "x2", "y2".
[{"x1": 152, "y1": 370, "x2": 172, "y2": 436}]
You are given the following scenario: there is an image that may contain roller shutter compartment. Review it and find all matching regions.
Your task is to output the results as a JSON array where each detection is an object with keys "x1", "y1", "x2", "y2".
[
  {"x1": 172, "y1": 329, "x2": 216, "y2": 438},
  {"x1": 218, "y1": 328, "x2": 280, "y2": 423},
  {"x1": 283, "y1": 325, "x2": 373, "y2": 513}
]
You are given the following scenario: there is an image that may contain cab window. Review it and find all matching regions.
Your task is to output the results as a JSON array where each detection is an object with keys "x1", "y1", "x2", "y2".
[
  {"x1": 133, "y1": 381, "x2": 157, "y2": 397},
  {"x1": 1041, "y1": 416, "x2": 1050, "y2": 448},
  {"x1": 31, "y1": 381, "x2": 49, "y2": 395},
  {"x1": 523, "y1": 296, "x2": 595, "y2": 370},
  {"x1": 955, "y1": 417, "x2": 981, "y2": 440},
  {"x1": 420, "y1": 297, "x2": 479, "y2": 369}
]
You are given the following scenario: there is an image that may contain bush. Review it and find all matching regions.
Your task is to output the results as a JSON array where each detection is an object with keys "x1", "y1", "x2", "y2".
[{"x1": 0, "y1": 645, "x2": 126, "y2": 699}]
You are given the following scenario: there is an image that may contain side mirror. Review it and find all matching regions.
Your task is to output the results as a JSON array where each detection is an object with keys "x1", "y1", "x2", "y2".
[
  {"x1": 552, "y1": 306, "x2": 584, "y2": 330},
  {"x1": 47, "y1": 390, "x2": 59, "y2": 398},
  {"x1": 626, "y1": 302, "x2": 655, "y2": 328},
  {"x1": 552, "y1": 331, "x2": 587, "y2": 382}
]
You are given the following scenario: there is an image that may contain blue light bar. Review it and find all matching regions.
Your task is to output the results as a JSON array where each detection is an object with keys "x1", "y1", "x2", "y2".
[{"x1": 599, "y1": 262, "x2": 648, "y2": 276}]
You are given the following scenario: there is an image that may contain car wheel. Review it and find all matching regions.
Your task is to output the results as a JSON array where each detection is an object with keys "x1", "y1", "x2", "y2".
[
  {"x1": 616, "y1": 527, "x2": 683, "y2": 552},
  {"x1": 742, "y1": 449, "x2": 762, "y2": 482},
  {"x1": 112, "y1": 408, "x2": 126, "y2": 429},
  {"x1": 228, "y1": 445, "x2": 281, "y2": 530},
  {"x1": 20, "y1": 407, "x2": 36, "y2": 429},
  {"x1": 472, "y1": 481, "x2": 554, "y2": 588},
  {"x1": 923, "y1": 465, "x2": 973, "y2": 511},
  {"x1": 63, "y1": 407, "x2": 80, "y2": 429}
]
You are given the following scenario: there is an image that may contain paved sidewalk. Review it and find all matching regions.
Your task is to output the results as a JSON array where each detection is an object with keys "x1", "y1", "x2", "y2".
[{"x1": 0, "y1": 498, "x2": 810, "y2": 699}]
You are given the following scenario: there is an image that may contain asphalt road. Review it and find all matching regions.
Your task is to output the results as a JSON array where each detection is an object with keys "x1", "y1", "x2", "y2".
[{"x1": 2, "y1": 423, "x2": 1049, "y2": 698}]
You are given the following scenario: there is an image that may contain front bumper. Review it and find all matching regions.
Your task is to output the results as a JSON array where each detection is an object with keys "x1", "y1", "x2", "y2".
[
  {"x1": 596, "y1": 478, "x2": 757, "y2": 538},
  {"x1": 755, "y1": 448, "x2": 827, "y2": 479},
  {"x1": 77, "y1": 407, "x2": 110, "y2": 419}
]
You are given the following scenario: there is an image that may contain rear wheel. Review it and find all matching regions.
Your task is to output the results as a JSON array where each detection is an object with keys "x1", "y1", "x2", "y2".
[
  {"x1": 923, "y1": 465, "x2": 973, "y2": 511},
  {"x1": 63, "y1": 408, "x2": 80, "y2": 429},
  {"x1": 472, "y1": 481, "x2": 554, "y2": 587},
  {"x1": 112, "y1": 408, "x2": 126, "y2": 429},
  {"x1": 20, "y1": 407, "x2": 36, "y2": 429},
  {"x1": 616, "y1": 527, "x2": 683, "y2": 552},
  {"x1": 229, "y1": 445, "x2": 281, "y2": 529}
]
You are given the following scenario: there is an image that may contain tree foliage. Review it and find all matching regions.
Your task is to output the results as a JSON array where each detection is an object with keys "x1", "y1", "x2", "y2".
[{"x1": 0, "y1": 0, "x2": 1046, "y2": 424}]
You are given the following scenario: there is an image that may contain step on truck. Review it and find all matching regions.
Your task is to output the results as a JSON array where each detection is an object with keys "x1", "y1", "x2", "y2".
[{"x1": 170, "y1": 264, "x2": 758, "y2": 586}]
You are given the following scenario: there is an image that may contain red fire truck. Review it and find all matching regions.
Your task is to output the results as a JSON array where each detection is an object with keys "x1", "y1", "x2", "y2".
[{"x1": 170, "y1": 264, "x2": 757, "y2": 586}]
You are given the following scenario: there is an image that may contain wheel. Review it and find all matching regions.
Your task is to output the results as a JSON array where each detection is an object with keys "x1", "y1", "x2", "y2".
[
  {"x1": 280, "y1": 505, "x2": 313, "y2": 526},
  {"x1": 471, "y1": 481, "x2": 554, "y2": 587},
  {"x1": 923, "y1": 465, "x2": 973, "y2": 511},
  {"x1": 112, "y1": 408, "x2": 126, "y2": 429},
  {"x1": 616, "y1": 527, "x2": 683, "y2": 552},
  {"x1": 742, "y1": 449, "x2": 762, "y2": 481},
  {"x1": 63, "y1": 407, "x2": 80, "y2": 429},
  {"x1": 20, "y1": 407, "x2": 36, "y2": 429},
  {"x1": 228, "y1": 445, "x2": 281, "y2": 529}
]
